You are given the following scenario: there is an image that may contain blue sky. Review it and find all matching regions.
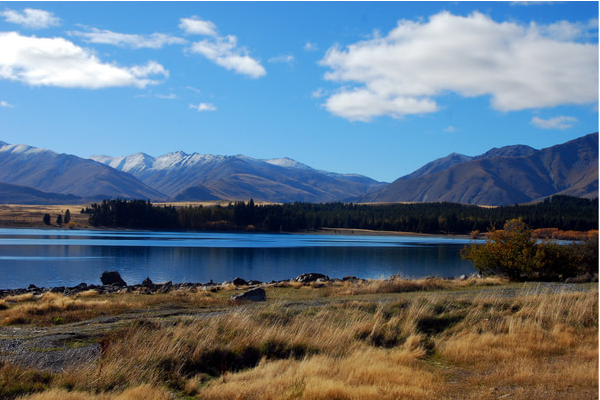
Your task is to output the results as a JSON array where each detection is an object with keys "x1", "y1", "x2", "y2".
[{"x1": 0, "y1": 1, "x2": 597, "y2": 182}]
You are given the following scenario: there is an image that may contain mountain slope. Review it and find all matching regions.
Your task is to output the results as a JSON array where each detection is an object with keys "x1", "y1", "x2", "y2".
[
  {"x1": 0, "y1": 143, "x2": 166, "y2": 201},
  {"x1": 361, "y1": 133, "x2": 598, "y2": 205},
  {"x1": 0, "y1": 182, "x2": 83, "y2": 204},
  {"x1": 91, "y1": 152, "x2": 385, "y2": 203}
]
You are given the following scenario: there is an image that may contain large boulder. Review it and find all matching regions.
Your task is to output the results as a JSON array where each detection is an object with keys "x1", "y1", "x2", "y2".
[
  {"x1": 295, "y1": 273, "x2": 329, "y2": 283},
  {"x1": 232, "y1": 277, "x2": 248, "y2": 286},
  {"x1": 100, "y1": 271, "x2": 126, "y2": 286},
  {"x1": 157, "y1": 281, "x2": 173, "y2": 293},
  {"x1": 142, "y1": 277, "x2": 154, "y2": 287},
  {"x1": 231, "y1": 287, "x2": 266, "y2": 302}
]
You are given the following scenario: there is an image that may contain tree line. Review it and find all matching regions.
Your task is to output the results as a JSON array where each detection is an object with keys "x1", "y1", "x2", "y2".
[{"x1": 85, "y1": 195, "x2": 598, "y2": 234}]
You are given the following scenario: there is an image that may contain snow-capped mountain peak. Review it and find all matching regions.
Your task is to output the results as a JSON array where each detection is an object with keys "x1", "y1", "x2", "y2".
[
  {"x1": 90, "y1": 153, "x2": 155, "y2": 174},
  {"x1": 264, "y1": 157, "x2": 313, "y2": 170},
  {"x1": 0, "y1": 143, "x2": 51, "y2": 158}
]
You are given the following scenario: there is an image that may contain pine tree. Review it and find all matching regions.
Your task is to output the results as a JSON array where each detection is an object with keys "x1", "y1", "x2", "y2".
[{"x1": 64, "y1": 209, "x2": 71, "y2": 224}]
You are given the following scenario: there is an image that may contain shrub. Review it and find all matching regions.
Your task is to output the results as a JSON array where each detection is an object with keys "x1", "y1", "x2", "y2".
[
  {"x1": 461, "y1": 219, "x2": 537, "y2": 280},
  {"x1": 462, "y1": 219, "x2": 597, "y2": 281}
]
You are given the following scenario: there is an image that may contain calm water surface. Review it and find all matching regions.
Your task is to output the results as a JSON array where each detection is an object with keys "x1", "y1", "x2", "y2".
[{"x1": 0, "y1": 228, "x2": 476, "y2": 289}]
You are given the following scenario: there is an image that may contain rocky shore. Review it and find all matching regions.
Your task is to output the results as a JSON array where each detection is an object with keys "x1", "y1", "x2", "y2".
[
  {"x1": 0, "y1": 271, "x2": 486, "y2": 298},
  {"x1": 0, "y1": 271, "x2": 359, "y2": 298},
  {"x1": 3, "y1": 268, "x2": 596, "y2": 300}
]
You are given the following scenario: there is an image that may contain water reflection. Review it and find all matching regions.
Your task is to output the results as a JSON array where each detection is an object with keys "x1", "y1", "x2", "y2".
[{"x1": 0, "y1": 229, "x2": 476, "y2": 289}]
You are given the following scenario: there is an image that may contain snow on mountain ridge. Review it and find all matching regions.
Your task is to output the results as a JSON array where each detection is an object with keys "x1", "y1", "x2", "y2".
[
  {"x1": 264, "y1": 157, "x2": 313, "y2": 170},
  {"x1": 153, "y1": 152, "x2": 230, "y2": 170},
  {"x1": 93, "y1": 151, "x2": 326, "y2": 175},
  {"x1": 0, "y1": 143, "x2": 51, "y2": 158},
  {"x1": 90, "y1": 153, "x2": 156, "y2": 173}
]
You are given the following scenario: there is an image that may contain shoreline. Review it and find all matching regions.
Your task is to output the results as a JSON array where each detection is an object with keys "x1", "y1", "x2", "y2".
[
  {"x1": 0, "y1": 224, "x2": 471, "y2": 239},
  {"x1": 307, "y1": 227, "x2": 470, "y2": 239}
]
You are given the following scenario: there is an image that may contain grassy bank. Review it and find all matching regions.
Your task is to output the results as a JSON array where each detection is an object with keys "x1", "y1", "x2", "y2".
[{"x1": 0, "y1": 278, "x2": 597, "y2": 400}]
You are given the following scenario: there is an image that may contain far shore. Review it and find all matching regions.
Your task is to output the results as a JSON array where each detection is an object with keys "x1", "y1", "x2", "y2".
[
  {"x1": 306, "y1": 227, "x2": 470, "y2": 238},
  {"x1": 0, "y1": 202, "x2": 472, "y2": 237},
  {"x1": 0, "y1": 223, "x2": 471, "y2": 239}
]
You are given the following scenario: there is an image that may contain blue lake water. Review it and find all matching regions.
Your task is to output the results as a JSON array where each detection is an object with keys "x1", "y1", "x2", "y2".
[{"x1": 0, "y1": 228, "x2": 477, "y2": 289}]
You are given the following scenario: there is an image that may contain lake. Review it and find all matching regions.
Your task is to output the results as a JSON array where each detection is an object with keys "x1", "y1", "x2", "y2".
[{"x1": 0, "y1": 228, "x2": 477, "y2": 289}]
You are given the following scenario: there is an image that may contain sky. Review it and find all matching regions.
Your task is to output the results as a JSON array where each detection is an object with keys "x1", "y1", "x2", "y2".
[{"x1": 0, "y1": 1, "x2": 598, "y2": 183}]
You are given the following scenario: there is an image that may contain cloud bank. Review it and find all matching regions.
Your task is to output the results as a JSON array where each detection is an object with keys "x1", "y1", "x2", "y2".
[
  {"x1": 530, "y1": 115, "x2": 578, "y2": 130},
  {"x1": 70, "y1": 28, "x2": 186, "y2": 49},
  {"x1": 320, "y1": 11, "x2": 598, "y2": 121},
  {"x1": 1, "y1": 8, "x2": 59, "y2": 29},
  {"x1": 0, "y1": 32, "x2": 168, "y2": 88}
]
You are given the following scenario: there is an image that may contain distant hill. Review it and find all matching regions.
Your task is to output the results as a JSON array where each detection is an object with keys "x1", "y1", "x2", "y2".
[
  {"x1": 0, "y1": 143, "x2": 167, "y2": 201},
  {"x1": 360, "y1": 133, "x2": 598, "y2": 205},
  {"x1": 0, "y1": 182, "x2": 83, "y2": 205},
  {"x1": 90, "y1": 153, "x2": 385, "y2": 203}
]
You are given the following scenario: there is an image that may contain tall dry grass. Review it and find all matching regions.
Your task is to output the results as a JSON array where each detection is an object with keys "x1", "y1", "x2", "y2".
[
  {"x1": 16, "y1": 385, "x2": 171, "y2": 400},
  {"x1": 437, "y1": 288, "x2": 598, "y2": 400},
  {"x1": 0, "y1": 288, "x2": 226, "y2": 326},
  {"x1": 320, "y1": 275, "x2": 506, "y2": 296},
  {"x1": 7, "y1": 283, "x2": 597, "y2": 400},
  {"x1": 0, "y1": 292, "x2": 127, "y2": 325}
]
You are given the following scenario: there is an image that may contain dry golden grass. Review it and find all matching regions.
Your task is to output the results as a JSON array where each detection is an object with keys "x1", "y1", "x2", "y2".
[
  {"x1": 0, "y1": 204, "x2": 90, "y2": 228},
  {"x1": 17, "y1": 385, "x2": 172, "y2": 400},
  {"x1": 2, "y1": 283, "x2": 597, "y2": 400},
  {"x1": 320, "y1": 275, "x2": 506, "y2": 297},
  {"x1": 0, "y1": 292, "x2": 128, "y2": 325},
  {"x1": 198, "y1": 347, "x2": 438, "y2": 400},
  {"x1": 437, "y1": 289, "x2": 598, "y2": 400},
  {"x1": 0, "y1": 288, "x2": 228, "y2": 326}
]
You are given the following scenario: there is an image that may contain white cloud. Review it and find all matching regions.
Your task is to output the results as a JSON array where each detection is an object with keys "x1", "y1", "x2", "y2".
[
  {"x1": 69, "y1": 28, "x2": 186, "y2": 49},
  {"x1": 185, "y1": 86, "x2": 201, "y2": 93},
  {"x1": 0, "y1": 100, "x2": 13, "y2": 108},
  {"x1": 1, "y1": 8, "x2": 59, "y2": 29},
  {"x1": 268, "y1": 54, "x2": 295, "y2": 64},
  {"x1": 320, "y1": 11, "x2": 598, "y2": 121},
  {"x1": 155, "y1": 93, "x2": 177, "y2": 100},
  {"x1": 179, "y1": 16, "x2": 217, "y2": 36},
  {"x1": 190, "y1": 102, "x2": 216, "y2": 112},
  {"x1": 511, "y1": 2, "x2": 559, "y2": 6},
  {"x1": 304, "y1": 42, "x2": 318, "y2": 51},
  {"x1": 0, "y1": 32, "x2": 168, "y2": 89},
  {"x1": 530, "y1": 115, "x2": 577, "y2": 130},
  {"x1": 311, "y1": 88, "x2": 326, "y2": 98},
  {"x1": 189, "y1": 34, "x2": 266, "y2": 78},
  {"x1": 529, "y1": 19, "x2": 598, "y2": 42},
  {"x1": 444, "y1": 126, "x2": 456, "y2": 133}
]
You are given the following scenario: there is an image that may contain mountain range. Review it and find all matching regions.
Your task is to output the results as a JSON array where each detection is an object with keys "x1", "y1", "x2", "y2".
[
  {"x1": 360, "y1": 133, "x2": 598, "y2": 205},
  {"x1": 0, "y1": 133, "x2": 596, "y2": 206},
  {"x1": 89, "y1": 152, "x2": 385, "y2": 203}
]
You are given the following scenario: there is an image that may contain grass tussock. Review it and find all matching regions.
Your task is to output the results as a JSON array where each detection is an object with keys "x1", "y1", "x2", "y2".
[
  {"x1": 1, "y1": 281, "x2": 596, "y2": 400},
  {"x1": 0, "y1": 292, "x2": 127, "y2": 326},
  {"x1": 0, "y1": 362, "x2": 52, "y2": 399},
  {"x1": 0, "y1": 288, "x2": 228, "y2": 326},
  {"x1": 320, "y1": 275, "x2": 506, "y2": 296},
  {"x1": 198, "y1": 347, "x2": 437, "y2": 400},
  {"x1": 16, "y1": 384, "x2": 172, "y2": 400},
  {"x1": 437, "y1": 289, "x2": 598, "y2": 399}
]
